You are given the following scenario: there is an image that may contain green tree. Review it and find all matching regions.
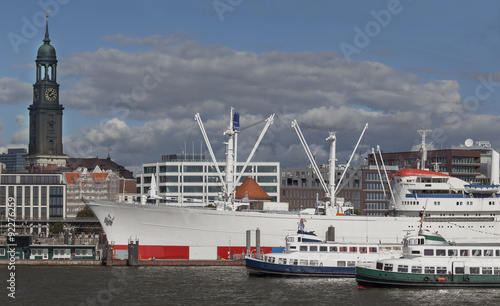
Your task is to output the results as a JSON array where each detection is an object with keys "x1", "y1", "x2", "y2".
[
  {"x1": 76, "y1": 205, "x2": 97, "y2": 218},
  {"x1": 50, "y1": 221, "x2": 64, "y2": 234}
]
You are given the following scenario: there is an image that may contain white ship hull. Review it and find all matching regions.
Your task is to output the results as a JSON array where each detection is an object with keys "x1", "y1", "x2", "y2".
[{"x1": 88, "y1": 201, "x2": 500, "y2": 260}]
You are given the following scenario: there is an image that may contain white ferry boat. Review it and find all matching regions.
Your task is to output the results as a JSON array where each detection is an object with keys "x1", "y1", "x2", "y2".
[
  {"x1": 356, "y1": 229, "x2": 500, "y2": 287},
  {"x1": 246, "y1": 221, "x2": 401, "y2": 277},
  {"x1": 86, "y1": 109, "x2": 500, "y2": 261}
]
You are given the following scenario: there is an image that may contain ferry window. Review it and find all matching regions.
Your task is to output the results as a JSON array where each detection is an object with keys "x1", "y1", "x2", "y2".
[
  {"x1": 349, "y1": 247, "x2": 357, "y2": 252},
  {"x1": 448, "y1": 249, "x2": 458, "y2": 256},
  {"x1": 483, "y1": 267, "x2": 493, "y2": 275},
  {"x1": 289, "y1": 246, "x2": 296, "y2": 250},
  {"x1": 298, "y1": 237, "x2": 301, "y2": 242},
  {"x1": 300, "y1": 246, "x2": 307, "y2": 252},
  {"x1": 496, "y1": 250, "x2": 500, "y2": 256},
  {"x1": 411, "y1": 266, "x2": 422, "y2": 274},
  {"x1": 292, "y1": 259, "x2": 298, "y2": 266},
  {"x1": 339, "y1": 247, "x2": 347, "y2": 252},
  {"x1": 319, "y1": 246, "x2": 327, "y2": 252},
  {"x1": 338, "y1": 261, "x2": 346, "y2": 267},
  {"x1": 369, "y1": 247, "x2": 378, "y2": 253},
  {"x1": 383, "y1": 264, "x2": 393, "y2": 272},
  {"x1": 398, "y1": 265, "x2": 408, "y2": 272},
  {"x1": 494, "y1": 268, "x2": 500, "y2": 275},
  {"x1": 424, "y1": 267, "x2": 435, "y2": 274},
  {"x1": 287, "y1": 237, "x2": 294, "y2": 243},
  {"x1": 411, "y1": 250, "x2": 420, "y2": 255},
  {"x1": 299, "y1": 260, "x2": 308, "y2": 266},
  {"x1": 278, "y1": 258, "x2": 285, "y2": 264},
  {"x1": 360, "y1": 247, "x2": 367, "y2": 253},
  {"x1": 376, "y1": 262, "x2": 383, "y2": 270},
  {"x1": 309, "y1": 246, "x2": 318, "y2": 252},
  {"x1": 436, "y1": 267, "x2": 447, "y2": 274},
  {"x1": 310, "y1": 260, "x2": 318, "y2": 266},
  {"x1": 484, "y1": 250, "x2": 494, "y2": 256},
  {"x1": 472, "y1": 249, "x2": 482, "y2": 256},
  {"x1": 424, "y1": 249, "x2": 434, "y2": 256},
  {"x1": 470, "y1": 267, "x2": 480, "y2": 274},
  {"x1": 347, "y1": 261, "x2": 356, "y2": 267},
  {"x1": 436, "y1": 249, "x2": 446, "y2": 256},
  {"x1": 329, "y1": 246, "x2": 337, "y2": 252},
  {"x1": 460, "y1": 250, "x2": 469, "y2": 256},
  {"x1": 455, "y1": 267, "x2": 464, "y2": 274}
]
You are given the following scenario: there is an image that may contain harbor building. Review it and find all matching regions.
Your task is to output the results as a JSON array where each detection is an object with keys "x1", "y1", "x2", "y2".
[
  {"x1": 24, "y1": 15, "x2": 68, "y2": 172},
  {"x1": 64, "y1": 167, "x2": 120, "y2": 218},
  {"x1": 67, "y1": 156, "x2": 137, "y2": 205},
  {"x1": 0, "y1": 148, "x2": 27, "y2": 173},
  {"x1": 0, "y1": 172, "x2": 67, "y2": 235},
  {"x1": 364, "y1": 142, "x2": 499, "y2": 216},
  {"x1": 280, "y1": 164, "x2": 361, "y2": 211},
  {"x1": 138, "y1": 154, "x2": 280, "y2": 204},
  {"x1": 368, "y1": 144, "x2": 496, "y2": 184}
]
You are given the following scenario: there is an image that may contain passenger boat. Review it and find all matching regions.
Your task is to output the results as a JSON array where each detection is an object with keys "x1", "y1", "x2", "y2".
[
  {"x1": 246, "y1": 220, "x2": 402, "y2": 277},
  {"x1": 86, "y1": 109, "x2": 500, "y2": 261},
  {"x1": 355, "y1": 229, "x2": 500, "y2": 287}
]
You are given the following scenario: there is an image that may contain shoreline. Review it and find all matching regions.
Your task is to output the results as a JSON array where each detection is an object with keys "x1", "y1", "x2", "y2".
[{"x1": 0, "y1": 259, "x2": 245, "y2": 266}]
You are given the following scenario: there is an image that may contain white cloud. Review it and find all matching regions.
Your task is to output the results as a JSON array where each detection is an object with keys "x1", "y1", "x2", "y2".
[
  {"x1": 12, "y1": 34, "x2": 498, "y2": 172},
  {"x1": 10, "y1": 129, "x2": 28, "y2": 145},
  {"x1": 0, "y1": 78, "x2": 32, "y2": 104}
]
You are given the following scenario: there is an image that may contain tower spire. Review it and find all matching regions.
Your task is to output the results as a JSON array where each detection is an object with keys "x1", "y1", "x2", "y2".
[{"x1": 44, "y1": 10, "x2": 51, "y2": 44}]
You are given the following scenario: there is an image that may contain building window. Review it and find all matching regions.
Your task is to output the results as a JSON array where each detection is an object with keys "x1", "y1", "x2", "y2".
[
  {"x1": 208, "y1": 186, "x2": 222, "y2": 193},
  {"x1": 261, "y1": 186, "x2": 277, "y2": 193},
  {"x1": 257, "y1": 176, "x2": 277, "y2": 183},
  {"x1": 143, "y1": 166, "x2": 156, "y2": 173},
  {"x1": 183, "y1": 186, "x2": 203, "y2": 193},
  {"x1": 257, "y1": 165, "x2": 277, "y2": 173},
  {"x1": 183, "y1": 165, "x2": 203, "y2": 172},
  {"x1": 183, "y1": 176, "x2": 203, "y2": 183}
]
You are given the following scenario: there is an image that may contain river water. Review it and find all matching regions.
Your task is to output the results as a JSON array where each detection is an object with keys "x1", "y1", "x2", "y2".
[{"x1": 1, "y1": 265, "x2": 500, "y2": 305}]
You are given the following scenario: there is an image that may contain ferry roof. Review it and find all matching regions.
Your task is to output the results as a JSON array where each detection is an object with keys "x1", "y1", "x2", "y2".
[{"x1": 394, "y1": 168, "x2": 451, "y2": 178}]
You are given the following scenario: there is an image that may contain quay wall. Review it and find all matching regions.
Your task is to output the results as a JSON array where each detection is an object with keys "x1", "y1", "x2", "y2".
[
  {"x1": 0, "y1": 259, "x2": 102, "y2": 266},
  {"x1": 0, "y1": 259, "x2": 244, "y2": 266}
]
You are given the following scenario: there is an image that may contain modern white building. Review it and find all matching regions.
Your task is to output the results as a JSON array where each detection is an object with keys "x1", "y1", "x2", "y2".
[
  {"x1": 138, "y1": 155, "x2": 280, "y2": 204},
  {"x1": 0, "y1": 173, "x2": 67, "y2": 235}
]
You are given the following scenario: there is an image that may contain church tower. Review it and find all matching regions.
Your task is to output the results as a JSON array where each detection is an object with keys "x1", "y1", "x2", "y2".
[{"x1": 25, "y1": 15, "x2": 68, "y2": 172}]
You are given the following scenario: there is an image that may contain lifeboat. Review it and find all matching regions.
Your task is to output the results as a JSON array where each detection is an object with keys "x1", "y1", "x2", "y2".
[{"x1": 464, "y1": 184, "x2": 500, "y2": 194}]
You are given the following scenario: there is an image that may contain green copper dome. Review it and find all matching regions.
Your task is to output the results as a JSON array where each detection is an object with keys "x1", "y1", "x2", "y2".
[{"x1": 37, "y1": 18, "x2": 56, "y2": 61}]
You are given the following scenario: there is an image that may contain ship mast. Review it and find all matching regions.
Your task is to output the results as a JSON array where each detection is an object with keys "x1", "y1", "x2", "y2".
[
  {"x1": 196, "y1": 108, "x2": 274, "y2": 210},
  {"x1": 327, "y1": 132, "x2": 336, "y2": 209},
  {"x1": 224, "y1": 107, "x2": 236, "y2": 202},
  {"x1": 417, "y1": 129, "x2": 432, "y2": 170}
]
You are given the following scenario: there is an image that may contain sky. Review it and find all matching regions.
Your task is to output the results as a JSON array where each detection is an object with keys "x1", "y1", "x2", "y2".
[{"x1": 1, "y1": 0, "x2": 500, "y2": 175}]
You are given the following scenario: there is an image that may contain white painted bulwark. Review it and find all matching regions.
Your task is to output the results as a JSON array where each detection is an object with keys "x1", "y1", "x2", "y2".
[{"x1": 189, "y1": 246, "x2": 218, "y2": 260}]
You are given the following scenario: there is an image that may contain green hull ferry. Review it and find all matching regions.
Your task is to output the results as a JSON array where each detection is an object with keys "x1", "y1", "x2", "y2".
[
  {"x1": 355, "y1": 229, "x2": 500, "y2": 288},
  {"x1": 356, "y1": 266, "x2": 500, "y2": 288}
]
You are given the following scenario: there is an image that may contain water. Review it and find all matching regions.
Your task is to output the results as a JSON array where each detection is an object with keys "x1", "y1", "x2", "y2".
[{"x1": 1, "y1": 265, "x2": 500, "y2": 305}]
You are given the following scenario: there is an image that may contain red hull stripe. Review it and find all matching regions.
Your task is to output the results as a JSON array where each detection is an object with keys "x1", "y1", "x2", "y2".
[
  {"x1": 112, "y1": 245, "x2": 276, "y2": 260},
  {"x1": 113, "y1": 245, "x2": 189, "y2": 260}
]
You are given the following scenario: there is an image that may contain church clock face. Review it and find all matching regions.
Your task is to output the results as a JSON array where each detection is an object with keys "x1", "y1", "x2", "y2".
[
  {"x1": 45, "y1": 88, "x2": 57, "y2": 101},
  {"x1": 33, "y1": 88, "x2": 39, "y2": 101}
]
